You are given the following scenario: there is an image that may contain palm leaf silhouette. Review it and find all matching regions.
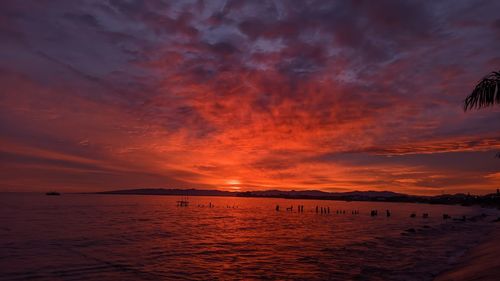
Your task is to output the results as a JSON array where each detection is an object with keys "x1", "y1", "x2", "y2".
[
  {"x1": 464, "y1": 71, "x2": 500, "y2": 111},
  {"x1": 464, "y1": 71, "x2": 500, "y2": 158}
]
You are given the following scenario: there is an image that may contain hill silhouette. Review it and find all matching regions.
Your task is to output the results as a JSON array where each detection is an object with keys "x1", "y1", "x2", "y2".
[{"x1": 95, "y1": 188, "x2": 500, "y2": 208}]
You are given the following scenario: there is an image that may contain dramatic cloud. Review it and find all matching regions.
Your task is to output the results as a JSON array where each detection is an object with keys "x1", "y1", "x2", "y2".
[{"x1": 1, "y1": 0, "x2": 499, "y2": 194}]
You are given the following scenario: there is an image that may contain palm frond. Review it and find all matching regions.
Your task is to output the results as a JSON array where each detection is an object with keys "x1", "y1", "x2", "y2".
[{"x1": 464, "y1": 71, "x2": 500, "y2": 111}]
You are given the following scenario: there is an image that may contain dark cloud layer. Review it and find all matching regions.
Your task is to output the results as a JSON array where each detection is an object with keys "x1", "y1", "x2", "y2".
[{"x1": 0, "y1": 0, "x2": 499, "y2": 194}]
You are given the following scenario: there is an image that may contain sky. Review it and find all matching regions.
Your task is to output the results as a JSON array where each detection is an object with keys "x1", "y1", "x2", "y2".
[{"x1": 0, "y1": 0, "x2": 499, "y2": 195}]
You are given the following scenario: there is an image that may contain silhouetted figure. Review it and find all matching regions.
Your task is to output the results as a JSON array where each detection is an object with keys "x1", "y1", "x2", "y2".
[
  {"x1": 443, "y1": 214, "x2": 450, "y2": 220},
  {"x1": 410, "y1": 213, "x2": 416, "y2": 218},
  {"x1": 370, "y1": 210, "x2": 378, "y2": 216},
  {"x1": 386, "y1": 210, "x2": 391, "y2": 217},
  {"x1": 316, "y1": 206, "x2": 318, "y2": 213},
  {"x1": 286, "y1": 205, "x2": 293, "y2": 212},
  {"x1": 276, "y1": 205, "x2": 280, "y2": 211}
]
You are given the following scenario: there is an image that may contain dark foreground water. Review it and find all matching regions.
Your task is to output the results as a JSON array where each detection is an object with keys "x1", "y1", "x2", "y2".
[{"x1": 0, "y1": 194, "x2": 497, "y2": 280}]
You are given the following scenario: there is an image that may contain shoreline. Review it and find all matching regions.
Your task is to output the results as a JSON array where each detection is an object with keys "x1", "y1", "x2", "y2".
[
  {"x1": 434, "y1": 222, "x2": 500, "y2": 281},
  {"x1": 91, "y1": 191, "x2": 500, "y2": 209},
  {"x1": 3, "y1": 190, "x2": 500, "y2": 209}
]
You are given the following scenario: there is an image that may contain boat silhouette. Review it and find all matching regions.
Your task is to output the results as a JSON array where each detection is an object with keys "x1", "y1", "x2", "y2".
[{"x1": 45, "y1": 192, "x2": 60, "y2": 196}]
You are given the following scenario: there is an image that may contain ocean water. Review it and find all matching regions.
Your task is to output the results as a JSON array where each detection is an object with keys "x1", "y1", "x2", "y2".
[{"x1": 0, "y1": 193, "x2": 497, "y2": 280}]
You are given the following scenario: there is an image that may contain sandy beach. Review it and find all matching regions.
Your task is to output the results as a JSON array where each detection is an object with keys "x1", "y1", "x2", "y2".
[{"x1": 435, "y1": 222, "x2": 500, "y2": 281}]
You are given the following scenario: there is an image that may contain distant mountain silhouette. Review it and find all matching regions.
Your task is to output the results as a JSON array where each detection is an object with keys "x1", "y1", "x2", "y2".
[
  {"x1": 98, "y1": 188, "x2": 234, "y2": 197},
  {"x1": 97, "y1": 188, "x2": 404, "y2": 198},
  {"x1": 95, "y1": 188, "x2": 500, "y2": 208}
]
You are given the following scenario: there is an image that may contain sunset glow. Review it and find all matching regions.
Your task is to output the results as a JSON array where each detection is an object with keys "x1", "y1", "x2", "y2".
[
  {"x1": 226, "y1": 179, "x2": 241, "y2": 186},
  {"x1": 0, "y1": 1, "x2": 499, "y2": 195}
]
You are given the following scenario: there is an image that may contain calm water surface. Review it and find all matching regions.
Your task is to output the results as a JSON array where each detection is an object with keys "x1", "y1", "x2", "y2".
[{"x1": 0, "y1": 194, "x2": 497, "y2": 280}]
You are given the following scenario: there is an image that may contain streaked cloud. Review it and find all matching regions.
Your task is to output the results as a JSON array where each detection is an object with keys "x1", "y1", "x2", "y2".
[{"x1": 1, "y1": 0, "x2": 499, "y2": 194}]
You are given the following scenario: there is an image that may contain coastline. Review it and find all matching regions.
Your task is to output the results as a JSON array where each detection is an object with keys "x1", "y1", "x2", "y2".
[
  {"x1": 89, "y1": 188, "x2": 500, "y2": 209},
  {"x1": 434, "y1": 222, "x2": 500, "y2": 281}
]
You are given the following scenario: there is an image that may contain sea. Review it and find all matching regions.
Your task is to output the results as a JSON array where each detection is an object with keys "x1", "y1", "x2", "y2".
[{"x1": 0, "y1": 193, "x2": 497, "y2": 280}]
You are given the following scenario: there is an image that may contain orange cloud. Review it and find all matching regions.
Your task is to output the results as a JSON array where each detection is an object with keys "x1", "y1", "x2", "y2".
[{"x1": 1, "y1": 0, "x2": 499, "y2": 195}]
